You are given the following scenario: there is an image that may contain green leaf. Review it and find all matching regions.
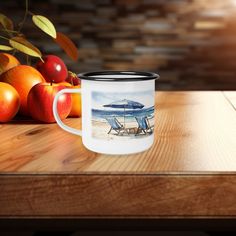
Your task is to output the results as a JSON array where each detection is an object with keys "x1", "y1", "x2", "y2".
[
  {"x1": 9, "y1": 36, "x2": 42, "y2": 58},
  {"x1": 0, "y1": 13, "x2": 14, "y2": 31},
  {"x1": 32, "y1": 15, "x2": 56, "y2": 38},
  {"x1": 0, "y1": 45, "x2": 14, "y2": 51}
]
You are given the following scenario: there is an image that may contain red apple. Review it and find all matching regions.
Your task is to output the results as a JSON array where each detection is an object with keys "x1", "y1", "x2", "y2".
[
  {"x1": 66, "y1": 71, "x2": 81, "y2": 86},
  {"x1": 59, "y1": 80, "x2": 81, "y2": 117},
  {"x1": 27, "y1": 83, "x2": 72, "y2": 123},
  {"x1": 36, "y1": 55, "x2": 68, "y2": 83}
]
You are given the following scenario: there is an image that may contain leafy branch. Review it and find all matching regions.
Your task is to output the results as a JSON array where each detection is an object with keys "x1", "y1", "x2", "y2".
[
  {"x1": 0, "y1": 0, "x2": 79, "y2": 62},
  {"x1": 18, "y1": 0, "x2": 29, "y2": 33}
]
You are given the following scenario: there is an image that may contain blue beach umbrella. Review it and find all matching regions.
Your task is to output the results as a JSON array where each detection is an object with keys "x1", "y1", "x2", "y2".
[{"x1": 103, "y1": 99, "x2": 144, "y2": 127}]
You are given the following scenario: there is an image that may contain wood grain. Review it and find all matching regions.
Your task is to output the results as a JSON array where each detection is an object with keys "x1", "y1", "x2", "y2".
[
  {"x1": 1, "y1": 174, "x2": 236, "y2": 217},
  {"x1": 0, "y1": 91, "x2": 235, "y2": 173}
]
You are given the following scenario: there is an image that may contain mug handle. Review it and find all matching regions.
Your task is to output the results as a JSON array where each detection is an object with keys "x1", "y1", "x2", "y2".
[{"x1": 53, "y1": 88, "x2": 82, "y2": 136}]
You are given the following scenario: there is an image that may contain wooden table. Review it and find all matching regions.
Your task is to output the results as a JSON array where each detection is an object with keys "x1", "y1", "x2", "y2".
[{"x1": 0, "y1": 91, "x2": 236, "y2": 230}]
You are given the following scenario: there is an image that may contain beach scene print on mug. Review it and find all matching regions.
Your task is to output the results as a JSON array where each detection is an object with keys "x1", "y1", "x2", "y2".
[{"x1": 91, "y1": 90, "x2": 155, "y2": 140}]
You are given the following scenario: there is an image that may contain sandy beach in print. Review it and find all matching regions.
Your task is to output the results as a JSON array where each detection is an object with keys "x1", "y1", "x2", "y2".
[{"x1": 92, "y1": 116, "x2": 154, "y2": 140}]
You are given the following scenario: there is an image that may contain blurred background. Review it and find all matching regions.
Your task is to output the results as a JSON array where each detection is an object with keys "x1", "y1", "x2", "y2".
[{"x1": 1, "y1": 0, "x2": 236, "y2": 90}]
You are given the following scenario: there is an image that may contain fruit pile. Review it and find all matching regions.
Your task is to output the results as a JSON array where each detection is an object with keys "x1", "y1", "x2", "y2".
[{"x1": 0, "y1": 53, "x2": 81, "y2": 123}]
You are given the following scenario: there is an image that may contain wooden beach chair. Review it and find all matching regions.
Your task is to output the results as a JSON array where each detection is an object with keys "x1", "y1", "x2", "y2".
[
  {"x1": 105, "y1": 117, "x2": 126, "y2": 135},
  {"x1": 135, "y1": 116, "x2": 153, "y2": 135}
]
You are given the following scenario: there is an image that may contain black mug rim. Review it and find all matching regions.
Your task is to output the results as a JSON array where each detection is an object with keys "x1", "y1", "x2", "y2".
[{"x1": 78, "y1": 71, "x2": 159, "y2": 82}]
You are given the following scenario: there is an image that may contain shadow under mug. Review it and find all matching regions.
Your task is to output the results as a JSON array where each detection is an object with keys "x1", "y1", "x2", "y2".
[{"x1": 53, "y1": 71, "x2": 159, "y2": 155}]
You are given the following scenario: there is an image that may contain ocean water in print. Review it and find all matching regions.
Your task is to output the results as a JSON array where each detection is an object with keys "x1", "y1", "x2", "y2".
[{"x1": 91, "y1": 90, "x2": 155, "y2": 140}]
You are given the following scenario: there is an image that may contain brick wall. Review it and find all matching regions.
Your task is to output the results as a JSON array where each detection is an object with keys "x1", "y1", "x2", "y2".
[{"x1": 1, "y1": 0, "x2": 236, "y2": 90}]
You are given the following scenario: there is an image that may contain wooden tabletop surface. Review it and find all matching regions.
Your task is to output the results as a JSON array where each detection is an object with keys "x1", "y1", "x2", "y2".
[{"x1": 0, "y1": 91, "x2": 236, "y2": 218}]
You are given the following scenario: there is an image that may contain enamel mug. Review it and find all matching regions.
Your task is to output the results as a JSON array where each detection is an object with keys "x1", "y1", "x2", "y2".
[{"x1": 53, "y1": 71, "x2": 159, "y2": 155}]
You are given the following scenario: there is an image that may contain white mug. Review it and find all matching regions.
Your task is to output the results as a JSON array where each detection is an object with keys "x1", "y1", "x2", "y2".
[{"x1": 53, "y1": 71, "x2": 159, "y2": 155}]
